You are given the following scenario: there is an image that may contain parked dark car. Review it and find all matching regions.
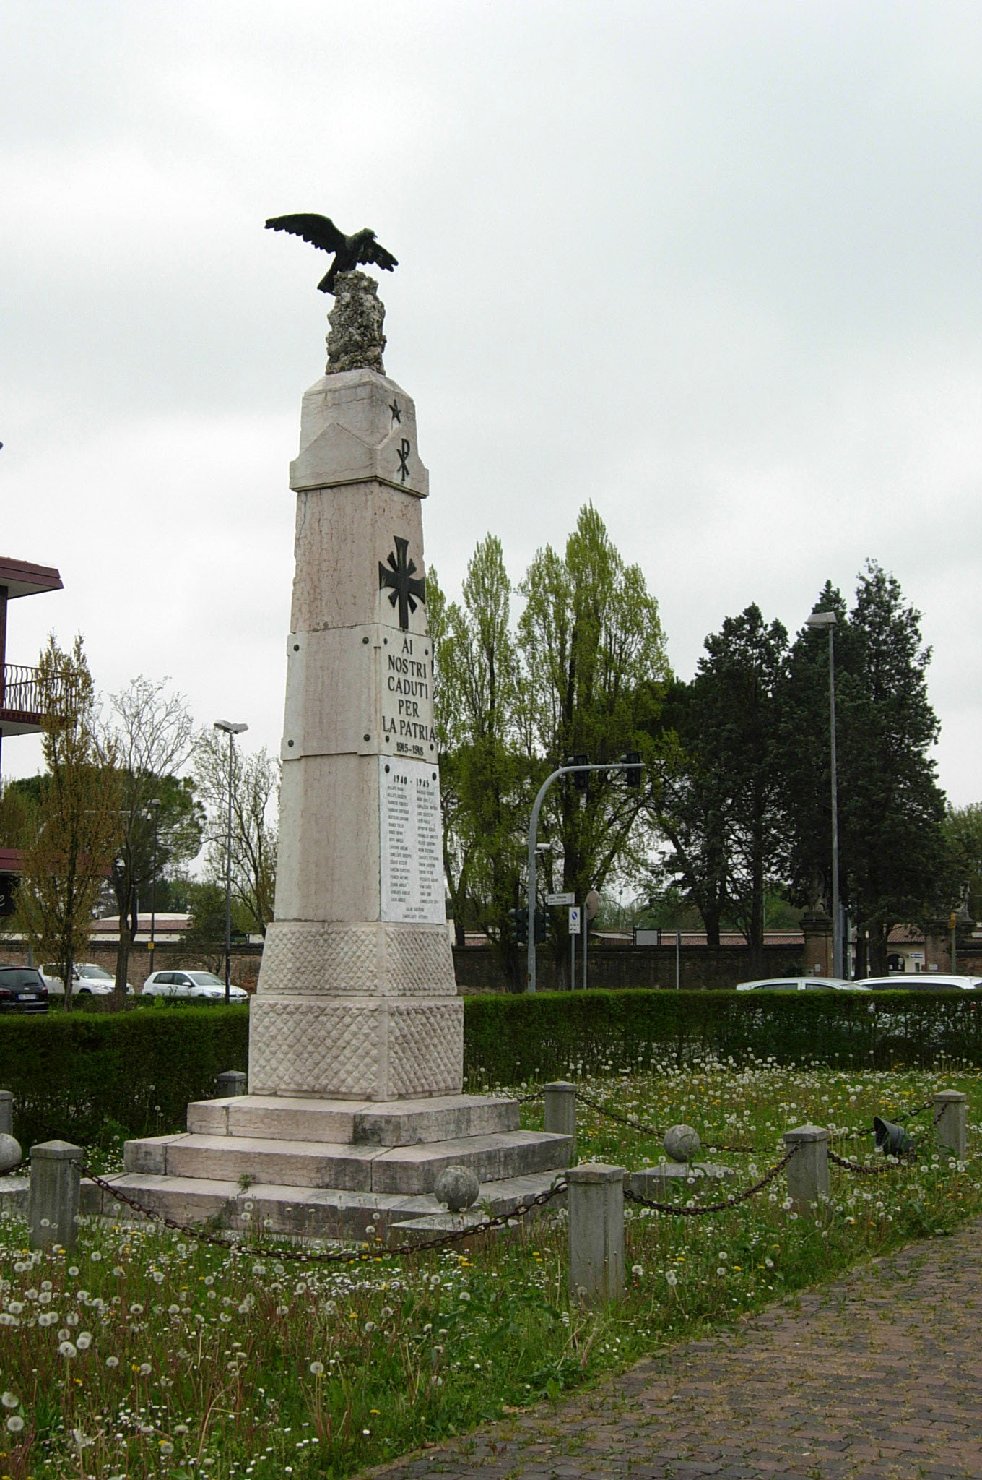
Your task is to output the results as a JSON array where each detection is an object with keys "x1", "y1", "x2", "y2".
[{"x1": 0, "y1": 965, "x2": 49, "y2": 1013}]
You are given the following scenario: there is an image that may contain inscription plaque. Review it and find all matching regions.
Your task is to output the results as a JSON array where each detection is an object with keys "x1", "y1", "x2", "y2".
[
  {"x1": 379, "y1": 758, "x2": 445, "y2": 924},
  {"x1": 379, "y1": 631, "x2": 437, "y2": 759}
]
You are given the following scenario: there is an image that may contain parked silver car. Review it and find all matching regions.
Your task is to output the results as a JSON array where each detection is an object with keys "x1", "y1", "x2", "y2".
[
  {"x1": 142, "y1": 970, "x2": 248, "y2": 1002},
  {"x1": 42, "y1": 963, "x2": 134, "y2": 996},
  {"x1": 862, "y1": 974, "x2": 982, "y2": 992},
  {"x1": 735, "y1": 976, "x2": 870, "y2": 992}
]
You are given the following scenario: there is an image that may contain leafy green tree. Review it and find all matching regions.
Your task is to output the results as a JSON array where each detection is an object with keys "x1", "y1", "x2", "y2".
[
  {"x1": 180, "y1": 879, "x2": 252, "y2": 972},
  {"x1": 943, "y1": 803, "x2": 982, "y2": 923},
  {"x1": 194, "y1": 732, "x2": 278, "y2": 936},
  {"x1": 15, "y1": 636, "x2": 122, "y2": 1003},
  {"x1": 430, "y1": 539, "x2": 529, "y2": 985},
  {"x1": 654, "y1": 605, "x2": 789, "y2": 965},
  {"x1": 517, "y1": 505, "x2": 670, "y2": 977}
]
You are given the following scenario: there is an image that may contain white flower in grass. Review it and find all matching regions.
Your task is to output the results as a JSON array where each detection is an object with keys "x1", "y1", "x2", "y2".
[
  {"x1": 309, "y1": 1360, "x2": 324, "y2": 1376},
  {"x1": 77, "y1": 1331, "x2": 92, "y2": 1350},
  {"x1": 1, "y1": 1392, "x2": 18, "y2": 1409},
  {"x1": 6, "y1": 1414, "x2": 25, "y2": 1434},
  {"x1": 631, "y1": 1264, "x2": 644, "y2": 1279}
]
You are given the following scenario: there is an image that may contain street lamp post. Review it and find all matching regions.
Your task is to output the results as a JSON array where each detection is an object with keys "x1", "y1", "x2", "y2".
[
  {"x1": 213, "y1": 720, "x2": 248, "y2": 1003},
  {"x1": 147, "y1": 798, "x2": 161, "y2": 970},
  {"x1": 805, "y1": 611, "x2": 841, "y2": 978}
]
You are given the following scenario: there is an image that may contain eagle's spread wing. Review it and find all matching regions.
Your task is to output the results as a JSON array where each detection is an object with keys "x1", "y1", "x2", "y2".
[
  {"x1": 265, "y1": 214, "x2": 347, "y2": 253},
  {"x1": 361, "y1": 237, "x2": 398, "y2": 273}
]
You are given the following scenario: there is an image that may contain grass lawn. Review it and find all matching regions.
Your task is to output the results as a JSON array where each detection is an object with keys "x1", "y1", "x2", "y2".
[{"x1": 1, "y1": 1055, "x2": 980, "y2": 1479}]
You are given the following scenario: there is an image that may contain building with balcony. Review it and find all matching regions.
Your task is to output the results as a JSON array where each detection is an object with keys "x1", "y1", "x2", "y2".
[{"x1": 0, "y1": 555, "x2": 65, "y2": 914}]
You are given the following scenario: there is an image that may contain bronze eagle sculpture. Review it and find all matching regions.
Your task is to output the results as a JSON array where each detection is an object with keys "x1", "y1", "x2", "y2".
[{"x1": 265, "y1": 214, "x2": 398, "y2": 294}]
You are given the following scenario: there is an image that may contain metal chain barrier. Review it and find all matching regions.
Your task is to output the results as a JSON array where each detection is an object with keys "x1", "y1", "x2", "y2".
[
  {"x1": 573, "y1": 1087, "x2": 754, "y2": 1153},
  {"x1": 828, "y1": 1149, "x2": 908, "y2": 1177},
  {"x1": 624, "y1": 1145, "x2": 798, "y2": 1217},
  {"x1": 81, "y1": 1163, "x2": 569, "y2": 1264}
]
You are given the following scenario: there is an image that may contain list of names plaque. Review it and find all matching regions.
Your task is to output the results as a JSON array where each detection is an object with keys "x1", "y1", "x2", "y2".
[{"x1": 379, "y1": 758, "x2": 445, "y2": 924}]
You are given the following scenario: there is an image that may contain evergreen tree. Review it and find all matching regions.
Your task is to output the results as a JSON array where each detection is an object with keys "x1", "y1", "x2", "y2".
[
  {"x1": 656, "y1": 605, "x2": 789, "y2": 962},
  {"x1": 779, "y1": 563, "x2": 956, "y2": 974}
]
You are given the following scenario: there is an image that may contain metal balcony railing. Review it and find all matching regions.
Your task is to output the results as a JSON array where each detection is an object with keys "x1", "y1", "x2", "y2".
[{"x1": 0, "y1": 663, "x2": 69, "y2": 720}]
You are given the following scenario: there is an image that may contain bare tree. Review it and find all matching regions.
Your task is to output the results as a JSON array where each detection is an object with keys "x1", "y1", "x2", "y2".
[
  {"x1": 194, "y1": 731, "x2": 278, "y2": 936},
  {"x1": 103, "y1": 677, "x2": 198, "y2": 1000}
]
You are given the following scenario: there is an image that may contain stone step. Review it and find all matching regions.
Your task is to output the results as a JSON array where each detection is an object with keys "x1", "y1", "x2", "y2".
[
  {"x1": 185, "y1": 1092, "x2": 520, "y2": 1146},
  {"x1": 89, "y1": 1168, "x2": 568, "y2": 1242},
  {"x1": 124, "y1": 1128, "x2": 571, "y2": 1196}
]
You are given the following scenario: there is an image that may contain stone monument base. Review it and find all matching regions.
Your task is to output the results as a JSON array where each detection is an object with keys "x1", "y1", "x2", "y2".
[{"x1": 112, "y1": 1093, "x2": 572, "y2": 1242}]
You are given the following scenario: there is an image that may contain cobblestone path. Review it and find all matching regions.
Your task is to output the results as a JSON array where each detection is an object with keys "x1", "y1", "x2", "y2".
[{"x1": 362, "y1": 1215, "x2": 982, "y2": 1479}]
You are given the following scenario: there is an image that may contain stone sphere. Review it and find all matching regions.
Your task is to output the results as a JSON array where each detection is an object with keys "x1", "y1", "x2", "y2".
[
  {"x1": 0, "y1": 1133, "x2": 23, "y2": 1173},
  {"x1": 664, "y1": 1124, "x2": 701, "y2": 1163},
  {"x1": 434, "y1": 1164, "x2": 480, "y2": 1212}
]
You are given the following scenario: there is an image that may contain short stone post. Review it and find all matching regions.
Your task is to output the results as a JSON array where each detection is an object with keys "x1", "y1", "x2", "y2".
[
  {"x1": 567, "y1": 1162, "x2": 624, "y2": 1303},
  {"x1": 783, "y1": 1125, "x2": 829, "y2": 1214},
  {"x1": 544, "y1": 1081, "x2": 577, "y2": 1159},
  {"x1": 29, "y1": 1140, "x2": 83, "y2": 1250},
  {"x1": 933, "y1": 1090, "x2": 968, "y2": 1160},
  {"x1": 217, "y1": 1070, "x2": 248, "y2": 1098},
  {"x1": 0, "y1": 1090, "x2": 12, "y2": 1136}
]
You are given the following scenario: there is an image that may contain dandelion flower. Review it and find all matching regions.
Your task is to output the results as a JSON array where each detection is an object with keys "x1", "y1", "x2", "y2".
[
  {"x1": 6, "y1": 1414, "x2": 25, "y2": 1434},
  {"x1": 309, "y1": 1361, "x2": 324, "y2": 1376},
  {"x1": 1, "y1": 1393, "x2": 18, "y2": 1410}
]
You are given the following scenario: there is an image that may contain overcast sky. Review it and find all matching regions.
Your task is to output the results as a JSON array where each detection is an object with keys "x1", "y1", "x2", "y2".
[{"x1": 3, "y1": 1, "x2": 981, "y2": 808}]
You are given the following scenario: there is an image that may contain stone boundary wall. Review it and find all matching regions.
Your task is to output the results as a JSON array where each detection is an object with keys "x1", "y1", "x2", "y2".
[{"x1": 5, "y1": 937, "x2": 981, "y2": 995}]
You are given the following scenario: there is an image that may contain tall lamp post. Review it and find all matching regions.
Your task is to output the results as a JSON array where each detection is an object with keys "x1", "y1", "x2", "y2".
[
  {"x1": 147, "y1": 798, "x2": 161, "y2": 972},
  {"x1": 805, "y1": 611, "x2": 841, "y2": 978},
  {"x1": 213, "y1": 720, "x2": 248, "y2": 1003}
]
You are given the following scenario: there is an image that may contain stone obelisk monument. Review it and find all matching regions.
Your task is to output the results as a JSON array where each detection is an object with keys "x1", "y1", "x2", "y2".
[
  {"x1": 249, "y1": 272, "x2": 462, "y2": 1101},
  {"x1": 117, "y1": 241, "x2": 569, "y2": 1238}
]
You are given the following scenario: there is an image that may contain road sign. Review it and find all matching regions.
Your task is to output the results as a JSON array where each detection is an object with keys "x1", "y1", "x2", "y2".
[
  {"x1": 568, "y1": 906, "x2": 582, "y2": 935},
  {"x1": 546, "y1": 891, "x2": 575, "y2": 906}
]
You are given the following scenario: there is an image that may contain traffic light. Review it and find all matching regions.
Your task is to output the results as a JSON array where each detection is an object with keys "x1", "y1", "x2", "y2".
[
  {"x1": 622, "y1": 750, "x2": 642, "y2": 788},
  {"x1": 570, "y1": 753, "x2": 590, "y2": 791},
  {"x1": 533, "y1": 908, "x2": 547, "y2": 944},
  {"x1": 508, "y1": 906, "x2": 529, "y2": 945}
]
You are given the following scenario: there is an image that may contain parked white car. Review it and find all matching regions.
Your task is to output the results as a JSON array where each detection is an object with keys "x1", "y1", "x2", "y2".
[
  {"x1": 735, "y1": 976, "x2": 870, "y2": 992},
  {"x1": 142, "y1": 969, "x2": 248, "y2": 1002},
  {"x1": 41, "y1": 962, "x2": 134, "y2": 996},
  {"x1": 862, "y1": 974, "x2": 982, "y2": 992}
]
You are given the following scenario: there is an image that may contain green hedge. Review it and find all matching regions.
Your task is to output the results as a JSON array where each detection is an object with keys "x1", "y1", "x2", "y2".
[
  {"x1": 462, "y1": 989, "x2": 982, "y2": 1086},
  {"x1": 0, "y1": 1005, "x2": 248, "y2": 1149},
  {"x1": 2, "y1": 990, "x2": 981, "y2": 1149}
]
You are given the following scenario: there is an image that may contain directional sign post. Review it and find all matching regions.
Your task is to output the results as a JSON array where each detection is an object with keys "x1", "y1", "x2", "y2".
[{"x1": 547, "y1": 891, "x2": 576, "y2": 907}]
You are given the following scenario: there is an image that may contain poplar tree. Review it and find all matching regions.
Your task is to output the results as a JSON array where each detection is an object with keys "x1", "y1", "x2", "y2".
[{"x1": 517, "y1": 505, "x2": 670, "y2": 943}]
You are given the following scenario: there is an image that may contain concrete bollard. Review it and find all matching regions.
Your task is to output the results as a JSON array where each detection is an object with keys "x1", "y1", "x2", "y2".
[
  {"x1": 0, "y1": 1090, "x2": 12, "y2": 1136},
  {"x1": 217, "y1": 1070, "x2": 248, "y2": 1098},
  {"x1": 933, "y1": 1090, "x2": 968, "y2": 1160},
  {"x1": 782, "y1": 1125, "x2": 829, "y2": 1213},
  {"x1": 567, "y1": 1162, "x2": 624, "y2": 1303},
  {"x1": 543, "y1": 1081, "x2": 577, "y2": 1158},
  {"x1": 29, "y1": 1140, "x2": 83, "y2": 1250}
]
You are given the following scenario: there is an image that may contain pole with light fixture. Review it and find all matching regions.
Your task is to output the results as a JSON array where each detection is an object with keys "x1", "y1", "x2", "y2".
[
  {"x1": 147, "y1": 798, "x2": 161, "y2": 969},
  {"x1": 805, "y1": 611, "x2": 841, "y2": 978},
  {"x1": 213, "y1": 720, "x2": 248, "y2": 1003}
]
